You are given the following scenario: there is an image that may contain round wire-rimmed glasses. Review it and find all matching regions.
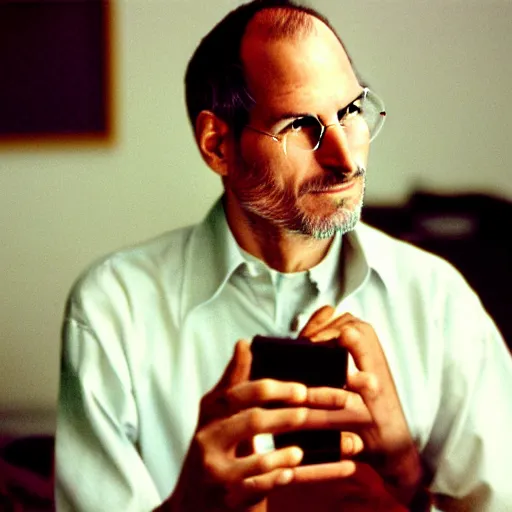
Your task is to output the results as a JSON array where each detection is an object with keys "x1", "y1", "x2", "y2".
[{"x1": 245, "y1": 87, "x2": 386, "y2": 153}]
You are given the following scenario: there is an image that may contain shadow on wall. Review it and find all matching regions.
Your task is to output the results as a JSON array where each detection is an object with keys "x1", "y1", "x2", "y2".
[{"x1": 363, "y1": 191, "x2": 512, "y2": 348}]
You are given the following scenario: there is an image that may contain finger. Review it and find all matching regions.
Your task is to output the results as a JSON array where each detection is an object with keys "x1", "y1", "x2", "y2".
[
  {"x1": 348, "y1": 371, "x2": 411, "y2": 452},
  {"x1": 299, "y1": 305, "x2": 336, "y2": 338},
  {"x1": 225, "y1": 448, "x2": 303, "y2": 510},
  {"x1": 346, "y1": 371, "x2": 380, "y2": 403},
  {"x1": 214, "y1": 339, "x2": 252, "y2": 392},
  {"x1": 313, "y1": 314, "x2": 383, "y2": 374},
  {"x1": 218, "y1": 407, "x2": 307, "y2": 447},
  {"x1": 226, "y1": 467, "x2": 295, "y2": 509},
  {"x1": 290, "y1": 462, "x2": 403, "y2": 512},
  {"x1": 304, "y1": 312, "x2": 360, "y2": 344},
  {"x1": 341, "y1": 432, "x2": 365, "y2": 457},
  {"x1": 227, "y1": 379, "x2": 308, "y2": 412},
  {"x1": 292, "y1": 459, "x2": 357, "y2": 483},
  {"x1": 233, "y1": 446, "x2": 303, "y2": 479},
  {"x1": 335, "y1": 317, "x2": 377, "y2": 373},
  {"x1": 202, "y1": 384, "x2": 366, "y2": 436},
  {"x1": 308, "y1": 327, "x2": 345, "y2": 342},
  {"x1": 305, "y1": 386, "x2": 357, "y2": 410},
  {"x1": 299, "y1": 461, "x2": 392, "y2": 497},
  {"x1": 346, "y1": 370, "x2": 405, "y2": 437},
  {"x1": 198, "y1": 341, "x2": 253, "y2": 427},
  {"x1": 227, "y1": 381, "x2": 354, "y2": 412},
  {"x1": 335, "y1": 461, "x2": 389, "y2": 492},
  {"x1": 218, "y1": 406, "x2": 371, "y2": 448}
]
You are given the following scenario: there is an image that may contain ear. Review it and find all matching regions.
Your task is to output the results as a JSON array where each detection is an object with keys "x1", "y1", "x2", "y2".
[{"x1": 195, "y1": 111, "x2": 233, "y2": 177}]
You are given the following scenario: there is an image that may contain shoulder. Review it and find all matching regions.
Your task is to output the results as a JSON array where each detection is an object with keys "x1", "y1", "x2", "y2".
[
  {"x1": 354, "y1": 222, "x2": 485, "y2": 325},
  {"x1": 66, "y1": 224, "x2": 196, "y2": 319},
  {"x1": 355, "y1": 222, "x2": 505, "y2": 379}
]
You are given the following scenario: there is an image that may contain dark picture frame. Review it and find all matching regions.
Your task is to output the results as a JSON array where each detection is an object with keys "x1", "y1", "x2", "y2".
[{"x1": 0, "y1": 0, "x2": 112, "y2": 144}]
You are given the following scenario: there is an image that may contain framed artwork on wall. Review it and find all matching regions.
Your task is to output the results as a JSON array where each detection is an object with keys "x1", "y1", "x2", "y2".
[{"x1": 0, "y1": 0, "x2": 113, "y2": 144}]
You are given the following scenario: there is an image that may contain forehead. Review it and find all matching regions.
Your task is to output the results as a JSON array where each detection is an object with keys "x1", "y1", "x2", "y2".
[{"x1": 240, "y1": 14, "x2": 360, "y2": 122}]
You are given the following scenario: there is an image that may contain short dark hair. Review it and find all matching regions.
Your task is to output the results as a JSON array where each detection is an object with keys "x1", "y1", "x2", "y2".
[{"x1": 184, "y1": 0, "x2": 353, "y2": 137}]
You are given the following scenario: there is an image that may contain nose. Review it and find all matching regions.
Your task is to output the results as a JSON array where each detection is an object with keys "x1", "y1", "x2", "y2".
[{"x1": 316, "y1": 123, "x2": 360, "y2": 175}]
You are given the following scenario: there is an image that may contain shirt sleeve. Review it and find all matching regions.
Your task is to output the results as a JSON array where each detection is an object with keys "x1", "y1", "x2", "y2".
[
  {"x1": 425, "y1": 274, "x2": 512, "y2": 511},
  {"x1": 55, "y1": 293, "x2": 163, "y2": 512}
]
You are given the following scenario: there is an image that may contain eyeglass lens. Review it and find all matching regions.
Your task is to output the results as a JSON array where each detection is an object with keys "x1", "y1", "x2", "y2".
[{"x1": 285, "y1": 91, "x2": 385, "y2": 150}]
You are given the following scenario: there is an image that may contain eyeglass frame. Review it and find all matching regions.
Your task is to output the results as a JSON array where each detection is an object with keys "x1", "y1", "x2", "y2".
[{"x1": 243, "y1": 87, "x2": 386, "y2": 152}]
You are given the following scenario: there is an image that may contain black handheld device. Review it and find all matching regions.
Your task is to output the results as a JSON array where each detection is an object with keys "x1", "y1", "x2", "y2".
[{"x1": 250, "y1": 335, "x2": 348, "y2": 465}]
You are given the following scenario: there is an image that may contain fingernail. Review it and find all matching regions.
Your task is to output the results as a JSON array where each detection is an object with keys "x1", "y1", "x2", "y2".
[
  {"x1": 277, "y1": 469, "x2": 294, "y2": 485},
  {"x1": 295, "y1": 384, "x2": 307, "y2": 401},
  {"x1": 342, "y1": 434, "x2": 354, "y2": 454},
  {"x1": 290, "y1": 447, "x2": 303, "y2": 464}
]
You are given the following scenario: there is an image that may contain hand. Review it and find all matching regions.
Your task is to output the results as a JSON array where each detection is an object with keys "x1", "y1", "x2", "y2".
[
  {"x1": 298, "y1": 306, "x2": 424, "y2": 506},
  {"x1": 164, "y1": 339, "x2": 353, "y2": 512},
  {"x1": 269, "y1": 461, "x2": 408, "y2": 512}
]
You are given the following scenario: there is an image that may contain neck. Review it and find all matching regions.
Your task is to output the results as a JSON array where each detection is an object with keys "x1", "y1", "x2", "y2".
[{"x1": 223, "y1": 195, "x2": 333, "y2": 273}]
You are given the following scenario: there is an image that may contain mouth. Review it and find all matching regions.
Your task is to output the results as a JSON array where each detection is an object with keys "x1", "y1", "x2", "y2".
[
  {"x1": 307, "y1": 176, "x2": 361, "y2": 196},
  {"x1": 310, "y1": 180, "x2": 356, "y2": 195},
  {"x1": 301, "y1": 168, "x2": 365, "y2": 197}
]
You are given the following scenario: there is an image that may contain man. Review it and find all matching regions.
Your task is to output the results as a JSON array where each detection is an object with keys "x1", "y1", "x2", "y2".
[{"x1": 55, "y1": 1, "x2": 512, "y2": 510}]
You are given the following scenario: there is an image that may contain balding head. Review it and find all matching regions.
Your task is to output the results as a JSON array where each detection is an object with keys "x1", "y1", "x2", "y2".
[
  {"x1": 185, "y1": 0, "x2": 357, "y2": 137},
  {"x1": 244, "y1": 6, "x2": 315, "y2": 41}
]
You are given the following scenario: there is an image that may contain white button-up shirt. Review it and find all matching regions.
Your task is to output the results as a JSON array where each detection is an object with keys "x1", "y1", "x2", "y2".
[{"x1": 55, "y1": 199, "x2": 512, "y2": 511}]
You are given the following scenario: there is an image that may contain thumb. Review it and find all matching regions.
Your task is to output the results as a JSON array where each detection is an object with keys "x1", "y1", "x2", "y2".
[
  {"x1": 198, "y1": 340, "x2": 252, "y2": 428},
  {"x1": 214, "y1": 339, "x2": 252, "y2": 391},
  {"x1": 299, "y1": 305, "x2": 336, "y2": 338}
]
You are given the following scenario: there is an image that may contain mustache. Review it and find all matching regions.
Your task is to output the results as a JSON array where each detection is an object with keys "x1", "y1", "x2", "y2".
[{"x1": 299, "y1": 166, "x2": 366, "y2": 195}]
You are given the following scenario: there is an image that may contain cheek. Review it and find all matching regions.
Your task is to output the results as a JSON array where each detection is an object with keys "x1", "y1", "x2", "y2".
[
  {"x1": 357, "y1": 146, "x2": 370, "y2": 170},
  {"x1": 344, "y1": 120, "x2": 371, "y2": 164},
  {"x1": 239, "y1": 137, "x2": 277, "y2": 173},
  {"x1": 352, "y1": 131, "x2": 371, "y2": 166},
  {"x1": 280, "y1": 156, "x2": 314, "y2": 191},
  {"x1": 241, "y1": 139, "x2": 309, "y2": 190}
]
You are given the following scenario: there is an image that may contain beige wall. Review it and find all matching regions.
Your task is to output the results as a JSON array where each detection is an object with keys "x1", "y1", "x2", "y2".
[{"x1": 1, "y1": 0, "x2": 511, "y2": 432}]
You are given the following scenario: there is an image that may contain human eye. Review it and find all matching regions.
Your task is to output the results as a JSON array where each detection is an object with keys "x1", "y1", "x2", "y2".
[
  {"x1": 286, "y1": 116, "x2": 318, "y2": 133},
  {"x1": 338, "y1": 99, "x2": 363, "y2": 123}
]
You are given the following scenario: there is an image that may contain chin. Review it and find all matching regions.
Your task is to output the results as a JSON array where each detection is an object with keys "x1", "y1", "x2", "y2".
[
  {"x1": 295, "y1": 178, "x2": 365, "y2": 239},
  {"x1": 298, "y1": 202, "x2": 363, "y2": 240}
]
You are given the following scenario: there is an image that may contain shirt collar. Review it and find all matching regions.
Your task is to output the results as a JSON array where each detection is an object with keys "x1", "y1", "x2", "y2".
[
  {"x1": 238, "y1": 231, "x2": 341, "y2": 294},
  {"x1": 350, "y1": 221, "x2": 400, "y2": 293},
  {"x1": 182, "y1": 198, "x2": 385, "y2": 315},
  {"x1": 182, "y1": 199, "x2": 245, "y2": 315}
]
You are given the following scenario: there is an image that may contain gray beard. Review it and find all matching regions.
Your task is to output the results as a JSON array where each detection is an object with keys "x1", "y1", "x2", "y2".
[
  {"x1": 228, "y1": 155, "x2": 366, "y2": 239},
  {"x1": 299, "y1": 188, "x2": 365, "y2": 239}
]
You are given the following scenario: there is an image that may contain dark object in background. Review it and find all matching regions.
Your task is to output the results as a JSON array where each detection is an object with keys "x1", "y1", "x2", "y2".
[
  {"x1": 0, "y1": 435, "x2": 54, "y2": 511},
  {"x1": 362, "y1": 192, "x2": 512, "y2": 348},
  {"x1": 251, "y1": 335, "x2": 348, "y2": 465},
  {"x1": 0, "y1": 0, "x2": 111, "y2": 142}
]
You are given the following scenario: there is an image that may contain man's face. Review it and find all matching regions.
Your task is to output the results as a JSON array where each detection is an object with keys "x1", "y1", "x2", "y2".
[{"x1": 223, "y1": 16, "x2": 370, "y2": 239}]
